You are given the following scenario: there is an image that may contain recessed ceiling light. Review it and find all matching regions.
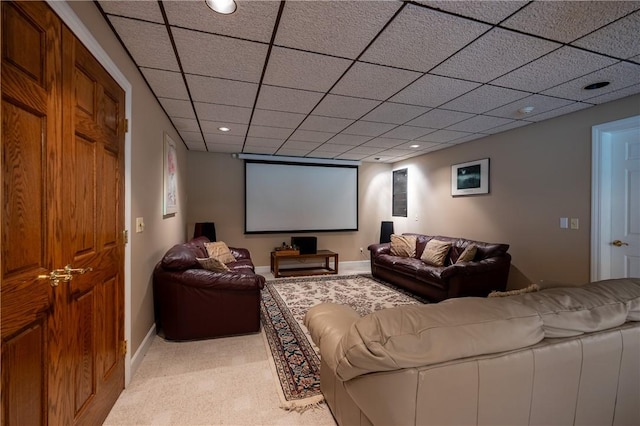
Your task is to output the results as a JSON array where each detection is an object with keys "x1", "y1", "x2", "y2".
[
  {"x1": 410, "y1": 144, "x2": 420, "y2": 148},
  {"x1": 518, "y1": 106, "x2": 535, "y2": 114},
  {"x1": 218, "y1": 127, "x2": 230, "y2": 132},
  {"x1": 583, "y1": 81, "x2": 610, "y2": 90},
  {"x1": 205, "y1": 0, "x2": 237, "y2": 15}
]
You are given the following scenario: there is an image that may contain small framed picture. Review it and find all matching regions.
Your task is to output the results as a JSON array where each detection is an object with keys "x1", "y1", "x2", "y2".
[
  {"x1": 451, "y1": 158, "x2": 489, "y2": 196},
  {"x1": 163, "y1": 133, "x2": 178, "y2": 216}
]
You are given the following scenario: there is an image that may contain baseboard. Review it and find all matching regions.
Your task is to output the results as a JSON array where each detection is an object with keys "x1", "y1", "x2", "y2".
[{"x1": 129, "y1": 323, "x2": 156, "y2": 383}]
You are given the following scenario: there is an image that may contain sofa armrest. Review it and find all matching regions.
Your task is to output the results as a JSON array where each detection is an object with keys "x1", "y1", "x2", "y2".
[
  {"x1": 441, "y1": 256, "x2": 509, "y2": 279},
  {"x1": 442, "y1": 255, "x2": 511, "y2": 298},
  {"x1": 368, "y1": 243, "x2": 391, "y2": 257},
  {"x1": 304, "y1": 303, "x2": 361, "y2": 370},
  {"x1": 229, "y1": 247, "x2": 251, "y2": 261}
]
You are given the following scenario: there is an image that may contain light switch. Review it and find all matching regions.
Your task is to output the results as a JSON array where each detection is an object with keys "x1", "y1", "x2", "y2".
[
  {"x1": 136, "y1": 217, "x2": 145, "y2": 233},
  {"x1": 570, "y1": 218, "x2": 579, "y2": 230},
  {"x1": 560, "y1": 217, "x2": 568, "y2": 229}
]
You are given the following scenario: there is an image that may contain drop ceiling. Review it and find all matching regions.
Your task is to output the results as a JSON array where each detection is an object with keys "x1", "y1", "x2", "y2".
[{"x1": 96, "y1": 0, "x2": 640, "y2": 163}]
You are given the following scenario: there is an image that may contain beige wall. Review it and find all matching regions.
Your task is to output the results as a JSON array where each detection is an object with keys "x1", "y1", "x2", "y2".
[
  {"x1": 66, "y1": 1, "x2": 188, "y2": 354},
  {"x1": 186, "y1": 152, "x2": 391, "y2": 266},
  {"x1": 394, "y1": 93, "x2": 640, "y2": 289}
]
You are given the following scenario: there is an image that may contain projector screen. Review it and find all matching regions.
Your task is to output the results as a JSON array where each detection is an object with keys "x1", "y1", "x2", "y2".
[{"x1": 245, "y1": 161, "x2": 358, "y2": 234}]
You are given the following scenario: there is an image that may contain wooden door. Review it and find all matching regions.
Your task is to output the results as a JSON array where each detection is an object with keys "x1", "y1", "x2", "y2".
[{"x1": 1, "y1": 1, "x2": 126, "y2": 424}]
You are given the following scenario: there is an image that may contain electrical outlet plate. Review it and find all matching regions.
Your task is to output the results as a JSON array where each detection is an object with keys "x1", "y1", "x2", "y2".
[
  {"x1": 135, "y1": 217, "x2": 144, "y2": 233},
  {"x1": 570, "y1": 218, "x2": 579, "y2": 230}
]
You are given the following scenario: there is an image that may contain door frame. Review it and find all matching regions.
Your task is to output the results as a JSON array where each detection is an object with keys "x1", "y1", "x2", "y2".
[
  {"x1": 48, "y1": 0, "x2": 134, "y2": 385},
  {"x1": 591, "y1": 114, "x2": 640, "y2": 281}
]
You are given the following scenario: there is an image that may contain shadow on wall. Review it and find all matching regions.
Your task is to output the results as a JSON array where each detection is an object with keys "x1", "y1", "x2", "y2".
[{"x1": 507, "y1": 265, "x2": 534, "y2": 290}]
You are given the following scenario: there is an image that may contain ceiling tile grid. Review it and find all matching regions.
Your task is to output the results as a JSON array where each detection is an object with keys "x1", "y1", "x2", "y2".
[{"x1": 98, "y1": 0, "x2": 640, "y2": 163}]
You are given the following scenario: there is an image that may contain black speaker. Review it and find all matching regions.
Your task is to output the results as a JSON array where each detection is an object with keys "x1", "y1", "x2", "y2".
[
  {"x1": 193, "y1": 222, "x2": 216, "y2": 241},
  {"x1": 291, "y1": 236, "x2": 317, "y2": 254},
  {"x1": 380, "y1": 221, "x2": 394, "y2": 244}
]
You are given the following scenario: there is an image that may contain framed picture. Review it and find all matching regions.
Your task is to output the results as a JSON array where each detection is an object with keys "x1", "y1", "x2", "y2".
[
  {"x1": 163, "y1": 133, "x2": 178, "y2": 216},
  {"x1": 451, "y1": 158, "x2": 489, "y2": 196}
]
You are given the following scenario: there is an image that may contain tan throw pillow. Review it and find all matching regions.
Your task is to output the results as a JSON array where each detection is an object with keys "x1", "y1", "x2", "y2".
[
  {"x1": 488, "y1": 284, "x2": 540, "y2": 298},
  {"x1": 196, "y1": 257, "x2": 230, "y2": 272},
  {"x1": 390, "y1": 234, "x2": 417, "y2": 257},
  {"x1": 456, "y1": 244, "x2": 477, "y2": 263},
  {"x1": 420, "y1": 239, "x2": 452, "y2": 266},
  {"x1": 204, "y1": 241, "x2": 236, "y2": 264}
]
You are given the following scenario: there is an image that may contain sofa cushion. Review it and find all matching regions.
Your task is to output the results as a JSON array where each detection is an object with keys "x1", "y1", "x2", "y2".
[
  {"x1": 196, "y1": 256, "x2": 230, "y2": 272},
  {"x1": 456, "y1": 243, "x2": 477, "y2": 263},
  {"x1": 390, "y1": 234, "x2": 416, "y2": 257},
  {"x1": 420, "y1": 239, "x2": 452, "y2": 266},
  {"x1": 161, "y1": 243, "x2": 200, "y2": 271},
  {"x1": 335, "y1": 297, "x2": 543, "y2": 381},
  {"x1": 510, "y1": 278, "x2": 640, "y2": 337},
  {"x1": 205, "y1": 241, "x2": 236, "y2": 264}
]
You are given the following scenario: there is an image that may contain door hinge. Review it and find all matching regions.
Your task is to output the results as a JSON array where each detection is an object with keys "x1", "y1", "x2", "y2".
[
  {"x1": 123, "y1": 118, "x2": 129, "y2": 133},
  {"x1": 123, "y1": 229, "x2": 128, "y2": 245},
  {"x1": 121, "y1": 340, "x2": 127, "y2": 356}
]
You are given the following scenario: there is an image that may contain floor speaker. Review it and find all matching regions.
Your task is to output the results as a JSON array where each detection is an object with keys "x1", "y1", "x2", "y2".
[{"x1": 380, "y1": 221, "x2": 394, "y2": 244}]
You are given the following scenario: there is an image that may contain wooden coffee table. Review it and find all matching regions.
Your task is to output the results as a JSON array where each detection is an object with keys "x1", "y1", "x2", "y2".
[{"x1": 270, "y1": 250, "x2": 338, "y2": 278}]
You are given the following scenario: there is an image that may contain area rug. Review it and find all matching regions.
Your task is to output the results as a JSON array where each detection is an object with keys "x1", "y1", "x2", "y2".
[{"x1": 260, "y1": 274, "x2": 426, "y2": 411}]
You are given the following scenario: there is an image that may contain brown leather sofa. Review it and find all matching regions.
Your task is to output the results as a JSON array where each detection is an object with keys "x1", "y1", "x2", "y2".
[
  {"x1": 153, "y1": 236, "x2": 265, "y2": 341},
  {"x1": 368, "y1": 233, "x2": 511, "y2": 302}
]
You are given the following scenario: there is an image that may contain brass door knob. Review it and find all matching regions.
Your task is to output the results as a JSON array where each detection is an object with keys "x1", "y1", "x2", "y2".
[
  {"x1": 611, "y1": 240, "x2": 629, "y2": 247},
  {"x1": 37, "y1": 265, "x2": 93, "y2": 287}
]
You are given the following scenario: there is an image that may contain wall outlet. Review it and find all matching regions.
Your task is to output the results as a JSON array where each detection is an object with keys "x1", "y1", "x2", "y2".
[{"x1": 135, "y1": 217, "x2": 145, "y2": 233}]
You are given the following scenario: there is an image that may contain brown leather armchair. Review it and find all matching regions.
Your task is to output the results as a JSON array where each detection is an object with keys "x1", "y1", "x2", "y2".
[{"x1": 153, "y1": 236, "x2": 265, "y2": 341}]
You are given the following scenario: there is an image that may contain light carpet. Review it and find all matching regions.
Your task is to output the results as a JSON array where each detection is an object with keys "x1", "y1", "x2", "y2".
[{"x1": 260, "y1": 274, "x2": 426, "y2": 411}]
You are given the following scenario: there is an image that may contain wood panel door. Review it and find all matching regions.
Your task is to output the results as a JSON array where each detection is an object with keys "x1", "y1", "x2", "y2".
[{"x1": 1, "y1": 2, "x2": 126, "y2": 424}]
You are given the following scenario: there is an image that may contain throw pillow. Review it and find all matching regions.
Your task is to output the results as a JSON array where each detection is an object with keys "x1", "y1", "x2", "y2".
[
  {"x1": 196, "y1": 256, "x2": 230, "y2": 272},
  {"x1": 204, "y1": 241, "x2": 236, "y2": 264},
  {"x1": 456, "y1": 244, "x2": 477, "y2": 263},
  {"x1": 420, "y1": 239, "x2": 452, "y2": 266},
  {"x1": 488, "y1": 284, "x2": 540, "y2": 298},
  {"x1": 390, "y1": 234, "x2": 417, "y2": 257}
]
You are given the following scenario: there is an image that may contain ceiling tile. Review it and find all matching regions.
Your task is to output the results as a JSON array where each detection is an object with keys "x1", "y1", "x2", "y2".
[
  {"x1": 502, "y1": 1, "x2": 640, "y2": 43},
  {"x1": 276, "y1": 147, "x2": 314, "y2": 157},
  {"x1": 342, "y1": 121, "x2": 397, "y2": 137},
  {"x1": 542, "y1": 62, "x2": 640, "y2": 101},
  {"x1": 417, "y1": 129, "x2": 473, "y2": 143},
  {"x1": 256, "y1": 86, "x2": 325, "y2": 114},
  {"x1": 299, "y1": 116, "x2": 354, "y2": 133},
  {"x1": 441, "y1": 85, "x2": 529, "y2": 114},
  {"x1": 158, "y1": 98, "x2": 196, "y2": 119},
  {"x1": 251, "y1": 109, "x2": 306, "y2": 128},
  {"x1": 172, "y1": 117, "x2": 199, "y2": 132},
  {"x1": 327, "y1": 134, "x2": 372, "y2": 146},
  {"x1": 526, "y1": 102, "x2": 593, "y2": 122},
  {"x1": 244, "y1": 145, "x2": 278, "y2": 155},
  {"x1": 245, "y1": 137, "x2": 285, "y2": 148},
  {"x1": 263, "y1": 47, "x2": 352, "y2": 92},
  {"x1": 140, "y1": 68, "x2": 189, "y2": 99},
  {"x1": 312, "y1": 144, "x2": 357, "y2": 154},
  {"x1": 390, "y1": 74, "x2": 481, "y2": 107},
  {"x1": 313, "y1": 95, "x2": 381, "y2": 119},
  {"x1": 194, "y1": 103, "x2": 252, "y2": 124},
  {"x1": 361, "y1": 4, "x2": 491, "y2": 72},
  {"x1": 186, "y1": 74, "x2": 258, "y2": 107},
  {"x1": 573, "y1": 11, "x2": 640, "y2": 59},
  {"x1": 178, "y1": 131, "x2": 204, "y2": 144},
  {"x1": 446, "y1": 134, "x2": 485, "y2": 144},
  {"x1": 281, "y1": 141, "x2": 322, "y2": 150},
  {"x1": 275, "y1": 1, "x2": 401, "y2": 59},
  {"x1": 486, "y1": 94, "x2": 574, "y2": 120},
  {"x1": 109, "y1": 17, "x2": 179, "y2": 71},
  {"x1": 447, "y1": 115, "x2": 514, "y2": 132},
  {"x1": 432, "y1": 28, "x2": 559, "y2": 83},
  {"x1": 205, "y1": 143, "x2": 242, "y2": 153},
  {"x1": 420, "y1": 1, "x2": 528, "y2": 24},
  {"x1": 185, "y1": 141, "x2": 207, "y2": 151},
  {"x1": 381, "y1": 125, "x2": 433, "y2": 140},
  {"x1": 200, "y1": 121, "x2": 248, "y2": 136},
  {"x1": 491, "y1": 46, "x2": 617, "y2": 93},
  {"x1": 310, "y1": 152, "x2": 342, "y2": 159},
  {"x1": 247, "y1": 125, "x2": 294, "y2": 140},
  {"x1": 347, "y1": 146, "x2": 385, "y2": 155},
  {"x1": 361, "y1": 102, "x2": 430, "y2": 124},
  {"x1": 98, "y1": 1, "x2": 163, "y2": 23},
  {"x1": 484, "y1": 120, "x2": 532, "y2": 134},
  {"x1": 331, "y1": 62, "x2": 421, "y2": 100},
  {"x1": 204, "y1": 134, "x2": 244, "y2": 145},
  {"x1": 362, "y1": 138, "x2": 407, "y2": 148},
  {"x1": 585, "y1": 83, "x2": 640, "y2": 104},
  {"x1": 407, "y1": 108, "x2": 474, "y2": 128},
  {"x1": 164, "y1": 1, "x2": 279, "y2": 43},
  {"x1": 336, "y1": 153, "x2": 369, "y2": 160},
  {"x1": 173, "y1": 28, "x2": 267, "y2": 82},
  {"x1": 288, "y1": 129, "x2": 335, "y2": 143}
]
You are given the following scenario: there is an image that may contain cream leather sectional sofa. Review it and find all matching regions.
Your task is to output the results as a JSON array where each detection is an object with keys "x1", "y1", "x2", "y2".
[{"x1": 305, "y1": 278, "x2": 640, "y2": 426}]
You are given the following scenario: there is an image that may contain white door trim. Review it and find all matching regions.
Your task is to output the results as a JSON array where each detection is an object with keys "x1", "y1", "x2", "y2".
[
  {"x1": 591, "y1": 115, "x2": 640, "y2": 281},
  {"x1": 47, "y1": 0, "x2": 133, "y2": 386}
]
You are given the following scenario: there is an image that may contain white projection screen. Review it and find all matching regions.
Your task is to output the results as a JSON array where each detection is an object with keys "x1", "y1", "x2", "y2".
[{"x1": 245, "y1": 161, "x2": 358, "y2": 233}]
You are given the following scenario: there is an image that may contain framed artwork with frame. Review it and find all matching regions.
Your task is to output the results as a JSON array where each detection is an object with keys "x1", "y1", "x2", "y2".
[
  {"x1": 163, "y1": 132, "x2": 178, "y2": 216},
  {"x1": 451, "y1": 158, "x2": 489, "y2": 196}
]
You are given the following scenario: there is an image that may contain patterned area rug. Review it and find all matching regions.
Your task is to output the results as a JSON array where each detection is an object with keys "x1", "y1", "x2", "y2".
[{"x1": 260, "y1": 274, "x2": 425, "y2": 411}]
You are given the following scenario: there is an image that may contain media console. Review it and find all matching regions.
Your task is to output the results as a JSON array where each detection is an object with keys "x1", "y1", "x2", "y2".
[{"x1": 270, "y1": 250, "x2": 338, "y2": 278}]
